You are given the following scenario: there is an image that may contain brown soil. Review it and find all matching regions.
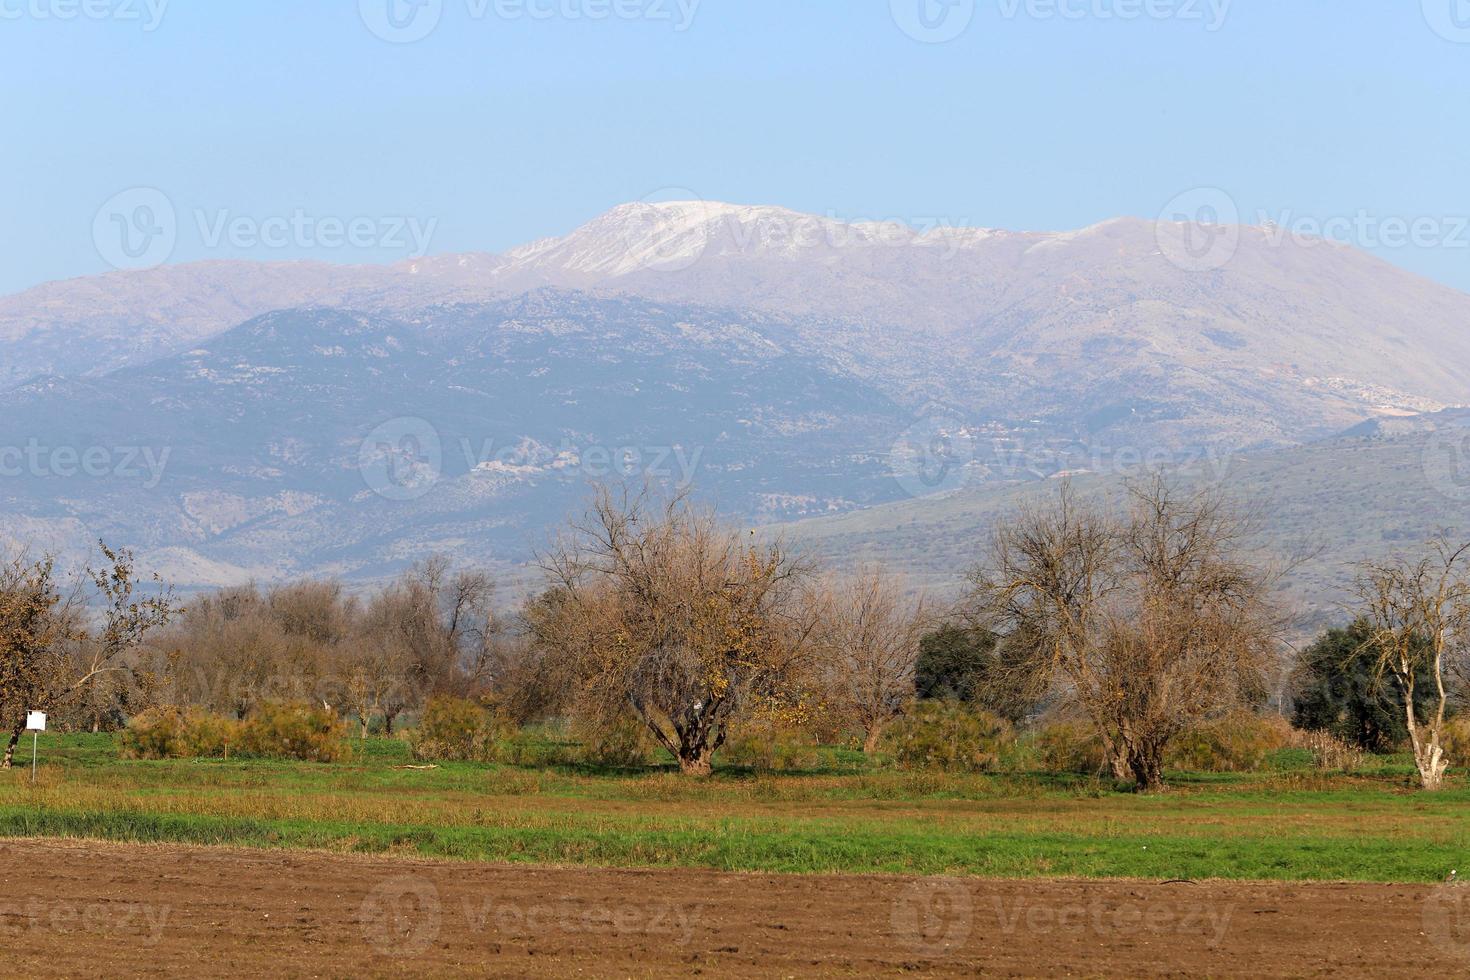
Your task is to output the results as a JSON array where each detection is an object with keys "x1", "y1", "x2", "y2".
[{"x1": 0, "y1": 838, "x2": 1465, "y2": 977}]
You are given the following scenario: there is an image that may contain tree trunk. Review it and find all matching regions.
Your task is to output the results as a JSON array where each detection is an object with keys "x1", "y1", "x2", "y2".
[
  {"x1": 677, "y1": 751, "x2": 714, "y2": 776},
  {"x1": 1403, "y1": 673, "x2": 1449, "y2": 791},
  {"x1": 863, "y1": 723, "x2": 885, "y2": 755},
  {"x1": 1417, "y1": 742, "x2": 1448, "y2": 791},
  {"x1": 1127, "y1": 745, "x2": 1166, "y2": 793},
  {"x1": 1, "y1": 725, "x2": 22, "y2": 770},
  {"x1": 1095, "y1": 727, "x2": 1130, "y2": 780}
]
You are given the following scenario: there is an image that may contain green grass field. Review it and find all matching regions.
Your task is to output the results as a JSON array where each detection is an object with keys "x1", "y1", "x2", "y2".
[{"x1": 1, "y1": 733, "x2": 1465, "y2": 883}]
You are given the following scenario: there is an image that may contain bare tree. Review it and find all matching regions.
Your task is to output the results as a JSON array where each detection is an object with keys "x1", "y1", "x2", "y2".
[
  {"x1": 1354, "y1": 538, "x2": 1470, "y2": 791},
  {"x1": 366, "y1": 558, "x2": 498, "y2": 706},
  {"x1": 527, "y1": 486, "x2": 822, "y2": 775},
  {"x1": 821, "y1": 566, "x2": 932, "y2": 753},
  {"x1": 0, "y1": 544, "x2": 173, "y2": 767},
  {"x1": 970, "y1": 479, "x2": 1278, "y2": 791}
]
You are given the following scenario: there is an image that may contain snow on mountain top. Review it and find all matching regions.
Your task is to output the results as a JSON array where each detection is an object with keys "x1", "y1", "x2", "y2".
[{"x1": 504, "y1": 200, "x2": 1009, "y2": 276}]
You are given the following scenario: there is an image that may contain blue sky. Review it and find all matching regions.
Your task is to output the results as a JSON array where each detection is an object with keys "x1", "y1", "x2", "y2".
[{"x1": 2, "y1": 0, "x2": 1468, "y2": 294}]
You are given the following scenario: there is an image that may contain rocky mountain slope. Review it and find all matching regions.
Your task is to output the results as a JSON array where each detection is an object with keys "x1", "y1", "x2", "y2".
[
  {"x1": 7, "y1": 203, "x2": 1467, "y2": 446},
  {"x1": 1, "y1": 202, "x2": 1467, "y2": 592}
]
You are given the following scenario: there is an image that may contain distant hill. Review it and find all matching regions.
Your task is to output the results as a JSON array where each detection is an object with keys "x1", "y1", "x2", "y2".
[{"x1": 779, "y1": 416, "x2": 1470, "y2": 627}]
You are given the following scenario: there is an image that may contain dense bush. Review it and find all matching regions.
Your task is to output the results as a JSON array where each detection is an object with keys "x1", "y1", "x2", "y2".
[
  {"x1": 883, "y1": 701, "x2": 1012, "y2": 773},
  {"x1": 1033, "y1": 720, "x2": 1109, "y2": 775},
  {"x1": 1292, "y1": 729, "x2": 1366, "y2": 772},
  {"x1": 120, "y1": 707, "x2": 240, "y2": 760},
  {"x1": 914, "y1": 626, "x2": 1038, "y2": 724},
  {"x1": 574, "y1": 716, "x2": 658, "y2": 768},
  {"x1": 236, "y1": 702, "x2": 349, "y2": 762},
  {"x1": 720, "y1": 721, "x2": 822, "y2": 772},
  {"x1": 410, "y1": 696, "x2": 501, "y2": 762},
  {"x1": 1165, "y1": 712, "x2": 1293, "y2": 773},
  {"x1": 1438, "y1": 716, "x2": 1470, "y2": 769}
]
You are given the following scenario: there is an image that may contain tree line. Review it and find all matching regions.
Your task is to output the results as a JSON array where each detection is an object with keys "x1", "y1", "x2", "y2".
[{"x1": 1, "y1": 478, "x2": 1466, "y2": 791}]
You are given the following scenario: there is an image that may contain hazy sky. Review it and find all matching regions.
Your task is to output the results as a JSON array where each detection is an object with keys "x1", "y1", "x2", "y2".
[{"x1": 3, "y1": 0, "x2": 1468, "y2": 294}]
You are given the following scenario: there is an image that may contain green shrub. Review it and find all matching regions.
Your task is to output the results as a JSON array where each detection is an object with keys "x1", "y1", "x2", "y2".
[
  {"x1": 720, "y1": 721, "x2": 822, "y2": 772},
  {"x1": 1165, "y1": 712, "x2": 1293, "y2": 773},
  {"x1": 883, "y1": 701, "x2": 1012, "y2": 773},
  {"x1": 120, "y1": 707, "x2": 240, "y2": 760},
  {"x1": 237, "y1": 702, "x2": 349, "y2": 763},
  {"x1": 1033, "y1": 720, "x2": 1109, "y2": 775}
]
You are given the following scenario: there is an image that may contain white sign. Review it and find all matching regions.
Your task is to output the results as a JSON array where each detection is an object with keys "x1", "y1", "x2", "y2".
[{"x1": 25, "y1": 712, "x2": 46, "y2": 732}]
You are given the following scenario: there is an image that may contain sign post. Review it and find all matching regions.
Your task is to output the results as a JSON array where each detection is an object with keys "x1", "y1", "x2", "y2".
[{"x1": 25, "y1": 712, "x2": 45, "y2": 784}]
